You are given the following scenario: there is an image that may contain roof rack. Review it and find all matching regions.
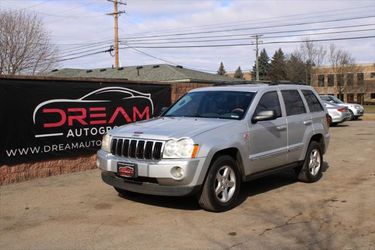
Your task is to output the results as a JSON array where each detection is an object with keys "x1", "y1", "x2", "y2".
[{"x1": 267, "y1": 81, "x2": 307, "y2": 85}]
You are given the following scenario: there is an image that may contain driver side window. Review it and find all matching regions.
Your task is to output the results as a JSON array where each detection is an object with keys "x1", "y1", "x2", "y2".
[{"x1": 254, "y1": 91, "x2": 282, "y2": 118}]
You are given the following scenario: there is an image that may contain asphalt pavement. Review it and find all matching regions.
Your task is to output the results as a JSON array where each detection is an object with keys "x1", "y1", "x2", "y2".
[{"x1": 1, "y1": 120, "x2": 374, "y2": 249}]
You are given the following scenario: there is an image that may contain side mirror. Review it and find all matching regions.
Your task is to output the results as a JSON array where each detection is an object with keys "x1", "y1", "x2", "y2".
[
  {"x1": 252, "y1": 110, "x2": 277, "y2": 123},
  {"x1": 159, "y1": 107, "x2": 169, "y2": 116}
]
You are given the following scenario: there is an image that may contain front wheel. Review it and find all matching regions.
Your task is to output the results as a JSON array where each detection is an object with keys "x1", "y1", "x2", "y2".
[
  {"x1": 198, "y1": 155, "x2": 241, "y2": 212},
  {"x1": 296, "y1": 141, "x2": 323, "y2": 183},
  {"x1": 348, "y1": 110, "x2": 354, "y2": 120}
]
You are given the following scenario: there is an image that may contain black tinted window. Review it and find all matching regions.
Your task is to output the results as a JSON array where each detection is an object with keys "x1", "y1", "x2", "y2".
[
  {"x1": 281, "y1": 90, "x2": 306, "y2": 116},
  {"x1": 302, "y1": 90, "x2": 324, "y2": 112},
  {"x1": 254, "y1": 91, "x2": 282, "y2": 118}
]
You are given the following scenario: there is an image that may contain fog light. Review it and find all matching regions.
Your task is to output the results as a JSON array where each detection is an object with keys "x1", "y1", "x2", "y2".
[{"x1": 171, "y1": 166, "x2": 184, "y2": 180}]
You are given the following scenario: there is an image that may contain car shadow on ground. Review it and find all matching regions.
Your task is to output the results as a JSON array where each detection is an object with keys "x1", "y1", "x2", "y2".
[
  {"x1": 118, "y1": 161, "x2": 330, "y2": 211},
  {"x1": 236, "y1": 161, "x2": 330, "y2": 207},
  {"x1": 332, "y1": 124, "x2": 349, "y2": 128}
]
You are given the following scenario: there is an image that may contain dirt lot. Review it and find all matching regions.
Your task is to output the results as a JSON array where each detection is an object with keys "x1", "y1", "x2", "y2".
[{"x1": 1, "y1": 120, "x2": 374, "y2": 249}]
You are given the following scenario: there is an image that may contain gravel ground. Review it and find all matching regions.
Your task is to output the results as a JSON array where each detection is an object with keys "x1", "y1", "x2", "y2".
[{"x1": 0, "y1": 120, "x2": 374, "y2": 250}]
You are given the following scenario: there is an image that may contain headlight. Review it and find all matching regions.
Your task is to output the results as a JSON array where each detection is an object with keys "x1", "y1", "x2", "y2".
[
  {"x1": 163, "y1": 138, "x2": 199, "y2": 159},
  {"x1": 355, "y1": 105, "x2": 361, "y2": 110},
  {"x1": 101, "y1": 134, "x2": 111, "y2": 152}
]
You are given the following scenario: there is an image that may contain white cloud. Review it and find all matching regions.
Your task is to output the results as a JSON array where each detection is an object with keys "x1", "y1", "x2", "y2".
[{"x1": 1, "y1": 0, "x2": 374, "y2": 73}]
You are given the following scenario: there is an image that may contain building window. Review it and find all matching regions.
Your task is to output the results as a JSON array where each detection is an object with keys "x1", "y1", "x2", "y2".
[
  {"x1": 327, "y1": 74, "x2": 334, "y2": 86},
  {"x1": 357, "y1": 93, "x2": 364, "y2": 104},
  {"x1": 371, "y1": 72, "x2": 375, "y2": 78},
  {"x1": 371, "y1": 93, "x2": 375, "y2": 99},
  {"x1": 317, "y1": 75, "x2": 324, "y2": 87},
  {"x1": 357, "y1": 73, "x2": 364, "y2": 85},
  {"x1": 347, "y1": 93, "x2": 354, "y2": 102},
  {"x1": 337, "y1": 93, "x2": 344, "y2": 101},
  {"x1": 337, "y1": 74, "x2": 344, "y2": 86},
  {"x1": 347, "y1": 73, "x2": 354, "y2": 86}
]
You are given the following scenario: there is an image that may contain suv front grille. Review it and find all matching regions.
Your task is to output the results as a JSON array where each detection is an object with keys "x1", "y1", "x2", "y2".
[{"x1": 110, "y1": 138, "x2": 164, "y2": 160}]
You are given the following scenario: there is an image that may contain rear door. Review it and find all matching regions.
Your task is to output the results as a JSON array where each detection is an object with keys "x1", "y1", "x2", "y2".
[
  {"x1": 280, "y1": 89, "x2": 312, "y2": 163},
  {"x1": 248, "y1": 90, "x2": 288, "y2": 173}
]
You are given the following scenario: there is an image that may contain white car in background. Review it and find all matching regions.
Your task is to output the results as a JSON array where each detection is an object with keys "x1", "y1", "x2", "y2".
[
  {"x1": 323, "y1": 101, "x2": 351, "y2": 126},
  {"x1": 320, "y1": 95, "x2": 364, "y2": 120}
]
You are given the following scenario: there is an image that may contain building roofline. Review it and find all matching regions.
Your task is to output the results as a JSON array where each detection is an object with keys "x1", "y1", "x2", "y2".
[{"x1": 0, "y1": 75, "x2": 174, "y2": 86}]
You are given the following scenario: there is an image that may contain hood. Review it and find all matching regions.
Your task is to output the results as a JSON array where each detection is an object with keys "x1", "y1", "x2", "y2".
[
  {"x1": 338, "y1": 103, "x2": 362, "y2": 108},
  {"x1": 109, "y1": 117, "x2": 237, "y2": 140}
]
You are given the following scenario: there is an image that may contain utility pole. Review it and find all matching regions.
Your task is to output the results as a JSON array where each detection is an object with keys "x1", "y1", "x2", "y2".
[
  {"x1": 107, "y1": 0, "x2": 126, "y2": 69},
  {"x1": 252, "y1": 35, "x2": 262, "y2": 81}
]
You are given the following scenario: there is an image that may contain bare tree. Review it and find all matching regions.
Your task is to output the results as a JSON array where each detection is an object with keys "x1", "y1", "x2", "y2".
[
  {"x1": 0, "y1": 9, "x2": 58, "y2": 75},
  {"x1": 327, "y1": 44, "x2": 358, "y2": 100},
  {"x1": 298, "y1": 39, "x2": 326, "y2": 84}
]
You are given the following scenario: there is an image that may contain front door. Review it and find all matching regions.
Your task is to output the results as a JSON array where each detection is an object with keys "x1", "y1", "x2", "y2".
[{"x1": 248, "y1": 91, "x2": 288, "y2": 173}]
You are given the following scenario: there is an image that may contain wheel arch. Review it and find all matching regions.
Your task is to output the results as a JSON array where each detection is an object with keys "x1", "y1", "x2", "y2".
[{"x1": 209, "y1": 147, "x2": 245, "y2": 181}]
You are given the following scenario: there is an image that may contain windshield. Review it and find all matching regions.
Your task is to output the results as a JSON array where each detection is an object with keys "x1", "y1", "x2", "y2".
[
  {"x1": 164, "y1": 91, "x2": 255, "y2": 120},
  {"x1": 330, "y1": 96, "x2": 344, "y2": 104},
  {"x1": 322, "y1": 95, "x2": 343, "y2": 104}
]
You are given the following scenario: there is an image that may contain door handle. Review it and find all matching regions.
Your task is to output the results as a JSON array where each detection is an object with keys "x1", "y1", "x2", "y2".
[
  {"x1": 276, "y1": 125, "x2": 287, "y2": 131},
  {"x1": 303, "y1": 120, "x2": 312, "y2": 125}
]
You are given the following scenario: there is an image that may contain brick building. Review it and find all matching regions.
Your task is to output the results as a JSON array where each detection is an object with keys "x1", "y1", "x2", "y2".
[{"x1": 311, "y1": 63, "x2": 375, "y2": 104}]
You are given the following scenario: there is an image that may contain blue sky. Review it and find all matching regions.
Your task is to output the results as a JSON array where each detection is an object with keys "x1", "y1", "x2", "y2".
[{"x1": 1, "y1": 0, "x2": 374, "y2": 73}]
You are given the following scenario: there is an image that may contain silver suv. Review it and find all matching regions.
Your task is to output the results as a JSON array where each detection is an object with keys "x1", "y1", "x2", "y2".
[{"x1": 97, "y1": 84, "x2": 330, "y2": 212}]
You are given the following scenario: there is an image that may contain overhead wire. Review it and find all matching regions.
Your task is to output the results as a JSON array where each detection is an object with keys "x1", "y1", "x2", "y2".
[
  {"x1": 123, "y1": 15, "x2": 375, "y2": 40},
  {"x1": 122, "y1": 28, "x2": 375, "y2": 45}
]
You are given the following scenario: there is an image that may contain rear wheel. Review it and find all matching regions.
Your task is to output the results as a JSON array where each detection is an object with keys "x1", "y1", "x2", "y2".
[
  {"x1": 296, "y1": 141, "x2": 323, "y2": 183},
  {"x1": 198, "y1": 155, "x2": 241, "y2": 212},
  {"x1": 327, "y1": 115, "x2": 332, "y2": 126}
]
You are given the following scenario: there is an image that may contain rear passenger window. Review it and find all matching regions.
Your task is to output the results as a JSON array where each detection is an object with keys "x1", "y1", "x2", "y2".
[
  {"x1": 281, "y1": 90, "x2": 306, "y2": 116},
  {"x1": 254, "y1": 91, "x2": 282, "y2": 118},
  {"x1": 302, "y1": 90, "x2": 324, "y2": 112}
]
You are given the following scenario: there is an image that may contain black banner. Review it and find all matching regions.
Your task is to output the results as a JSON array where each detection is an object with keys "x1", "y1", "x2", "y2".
[{"x1": 0, "y1": 78, "x2": 171, "y2": 165}]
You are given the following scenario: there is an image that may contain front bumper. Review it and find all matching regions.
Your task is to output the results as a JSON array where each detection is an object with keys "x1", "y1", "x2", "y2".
[
  {"x1": 354, "y1": 108, "x2": 364, "y2": 117},
  {"x1": 101, "y1": 171, "x2": 201, "y2": 196},
  {"x1": 96, "y1": 149, "x2": 205, "y2": 196}
]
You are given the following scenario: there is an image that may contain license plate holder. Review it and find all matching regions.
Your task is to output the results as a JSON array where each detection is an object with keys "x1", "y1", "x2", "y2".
[{"x1": 117, "y1": 162, "x2": 137, "y2": 178}]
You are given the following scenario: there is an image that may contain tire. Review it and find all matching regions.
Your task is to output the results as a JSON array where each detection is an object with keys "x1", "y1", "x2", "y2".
[
  {"x1": 331, "y1": 122, "x2": 338, "y2": 127},
  {"x1": 114, "y1": 187, "x2": 138, "y2": 197},
  {"x1": 353, "y1": 116, "x2": 359, "y2": 120},
  {"x1": 198, "y1": 155, "x2": 241, "y2": 212},
  {"x1": 296, "y1": 141, "x2": 323, "y2": 183},
  {"x1": 348, "y1": 110, "x2": 354, "y2": 120}
]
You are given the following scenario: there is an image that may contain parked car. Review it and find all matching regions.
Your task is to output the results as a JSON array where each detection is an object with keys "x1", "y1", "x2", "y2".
[
  {"x1": 323, "y1": 101, "x2": 351, "y2": 126},
  {"x1": 97, "y1": 84, "x2": 330, "y2": 212},
  {"x1": 320, "y1": 95, "x2": 364, "y2": 120}
]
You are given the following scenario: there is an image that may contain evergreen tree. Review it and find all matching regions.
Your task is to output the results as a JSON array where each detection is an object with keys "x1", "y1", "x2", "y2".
[
  {"x1": 251, "y1": 48, "x2": 270, "y2": 80},
  {"x1": 217, "y1": 62, "x2": 226, "y2": 75},
  {"x1": 269, "y1": 48, "x2": 287, "y2": 81},
  {"x1": 234, "y1": 66, "x2": 243, "y2": 79},
  {"x1": 285, "y1": 53, "x2": 306, "y2": 83}
]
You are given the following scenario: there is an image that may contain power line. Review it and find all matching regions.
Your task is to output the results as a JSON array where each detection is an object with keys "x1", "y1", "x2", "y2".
[
  {"x1": 118, "y1": 35, "x2": 375, "y2": 49},
  {"x1": 123, "y1": 28, "x2": 375, "y2": 45},
  {"x1": 124, "y1": 15, "x2": 375, "y2": 40},
  {"x1": 122, "y1": 23, "x2": 374, "y2": 42},
  {"x1": 125, "y1": 5, "x2": 375, "y2": 38},
  {"x1": 126, "y1": 46, "x2": 217, "y2": 73}
]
